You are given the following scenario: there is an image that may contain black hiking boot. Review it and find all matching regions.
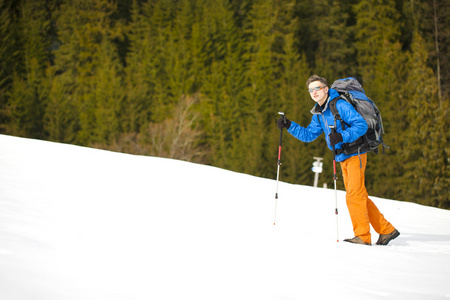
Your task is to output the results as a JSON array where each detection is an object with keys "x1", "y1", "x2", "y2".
[
  {"x1": 376, "y1": 229, "x2": 400, "y2": 246},
  {"x1": 343, "y1": 236, "x2": 371, "y2": 246}
]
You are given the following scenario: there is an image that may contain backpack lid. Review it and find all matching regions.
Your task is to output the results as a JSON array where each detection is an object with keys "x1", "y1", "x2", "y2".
[{"x1": 331, "y1": 77, "x2": 365, "y2": 94}]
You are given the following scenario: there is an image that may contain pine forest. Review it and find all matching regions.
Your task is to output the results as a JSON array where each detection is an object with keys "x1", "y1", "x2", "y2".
[{"x1": 1, "y1": 0, "x2": 448, "y2": 208}]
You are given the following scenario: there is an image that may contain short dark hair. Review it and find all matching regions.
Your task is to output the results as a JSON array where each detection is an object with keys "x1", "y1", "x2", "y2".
[{"x1": 306, "y1": 75, "x2": 328, "y2": 87}]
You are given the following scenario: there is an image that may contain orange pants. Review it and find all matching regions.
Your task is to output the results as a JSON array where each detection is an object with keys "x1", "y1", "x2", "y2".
[{"x1": 340, "y1": 153, "x2": 395, "y2": 244}]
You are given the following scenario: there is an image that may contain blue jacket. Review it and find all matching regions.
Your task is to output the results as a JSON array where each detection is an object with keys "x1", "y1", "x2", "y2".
[{"x1": 287, "y1": 88, "x2": 368, "y2": 162}]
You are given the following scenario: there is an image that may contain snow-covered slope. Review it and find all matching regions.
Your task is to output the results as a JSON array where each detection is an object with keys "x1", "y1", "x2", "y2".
[{"x1": 1, "y1": 134, "x2": 449, "y2": 299}]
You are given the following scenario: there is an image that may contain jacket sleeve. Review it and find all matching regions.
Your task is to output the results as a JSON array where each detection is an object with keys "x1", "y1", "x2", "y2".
[
  {"x1": 287, "y1": 115, "x2": 323, "y2": 143},
  {"x1": 336, "y1": 100, "x2": 368, "y2": 143}
]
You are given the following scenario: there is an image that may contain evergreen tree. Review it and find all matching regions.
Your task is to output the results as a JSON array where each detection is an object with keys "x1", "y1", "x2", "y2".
[
  {"x1": 44, "y1": 66, "x2": 80, "y2": 143},
  {"x1": 301, "y1": 0, "x2": 357, "y2": 78},
  {"x1": 234, "y1": 0, "x2": 300, "y2": 178},
  {"x1": 403, "y1": 0, "x2": 449, "y2": 102},
  {"x1": 49, "y1": 0, "x2": 123, "y2": 145},
  {"x1": 403, "y1": 33, "x2": 449, "y2": 208},
  {"x1": 7, "y1": 0, "x2": 51, "y2": 139},
  {"x1": 0, "y1": 0, "x2": 16, "y2": 133},
  {"x1": 429, "y1": 0, "x2": 449, "y2": 104},
  {"x1": 92, "y1": 38, "x2": 125, "y2": 145},
  {"x1": 123, "y1": 0, "x2": 168, "y2": 132},
  {"x1": 0, "y1": 0, "x2": 447, "y2": 208},
  {"x1": 125, "y1": 0, "x2": 209, "y2": 160},
  {"x1": 196, "y1": 0, "x2": 246, "y2": 169},
  {"x1": 277, "y1": 34, "x2": 321, "y2": 187},
  {"x1": 352, "y1": 0, "x2": 409, "y2": 200}
]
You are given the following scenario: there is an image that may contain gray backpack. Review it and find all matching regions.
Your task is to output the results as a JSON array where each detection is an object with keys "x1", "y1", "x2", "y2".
[{"x1": 329, "y1": 77, "x2": 389, "y2": 155}]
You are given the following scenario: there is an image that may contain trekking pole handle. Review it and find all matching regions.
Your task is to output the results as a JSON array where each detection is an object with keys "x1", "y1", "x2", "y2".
[
  {"x1": 278, "y1": 111, "x2": 286, "y2": 127},
  {"x1": 329, "y1": 125, "x2": 336, "y2": 150}
]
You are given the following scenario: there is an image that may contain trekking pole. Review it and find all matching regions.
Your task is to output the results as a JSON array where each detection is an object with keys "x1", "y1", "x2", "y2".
[
  {"x1": 274, "y1": 112, "x2": 285, "y2": 225},
  {"x1": 329, "y1": 125, "x2": 340, "y2": 242}
]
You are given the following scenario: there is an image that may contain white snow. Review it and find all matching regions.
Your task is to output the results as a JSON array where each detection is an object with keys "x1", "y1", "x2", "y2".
[{"x1": 1, "y1": 133, "x2": 449, "y2": 299}]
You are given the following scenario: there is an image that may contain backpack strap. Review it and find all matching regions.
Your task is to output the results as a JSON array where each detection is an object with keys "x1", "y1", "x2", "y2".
[
  {"x1": 328, "y1": 96, "x2": 349, "y2": 130},
  {"x1": 329, "y1": 94, "x2": 364, "y2": 168}
]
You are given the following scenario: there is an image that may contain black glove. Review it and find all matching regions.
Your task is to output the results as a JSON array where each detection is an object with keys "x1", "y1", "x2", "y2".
[
  {"x1": 329, "y1": 131, "x2": 343, "y2": 146},
  {"x1": 277, "y1": 117, "x2": 291, "y2": 130}
]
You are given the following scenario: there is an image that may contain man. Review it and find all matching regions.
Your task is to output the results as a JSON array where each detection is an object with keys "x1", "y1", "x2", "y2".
[{"x1": 277, "y1": 74, "x2": 399, "y2": 246}]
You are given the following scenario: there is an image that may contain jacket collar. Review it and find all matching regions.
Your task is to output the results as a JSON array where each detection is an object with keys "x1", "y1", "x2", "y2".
[{"x1": 310, "y1": 88, "x2": 340, "y2": 115}]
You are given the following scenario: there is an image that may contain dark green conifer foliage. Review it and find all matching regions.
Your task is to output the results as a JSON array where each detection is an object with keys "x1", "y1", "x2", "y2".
[
  {"x1": 92, "y1": 38, "x2": 124, "y2": 145},
  {"x1": 0, "y1": 0, "x2": 15, "y2": 133},
  {"x1": 352, "y1": 0, "x2": 409, "y2": 199},
  {"x1": 403, "y1": 33, "x2": 449, "y2": 208},
  {"x1": 5, "y1": 0, "x2": 50, "y2": 139},
  {"x1": 44, "y1": 67, "x2": 79, "y2": 143},
  {"x1": 236, "y1": 0, "x2": 302, "y2": 178},
  {"x1": 49, "y1": 0, "x2": 123, "y2": 145},
  {"x1": 312, "y1": 0, "x2": 357, "y2": 78},
  {"x1": 123, "y1": 0, "x2": 153, "y2": 133},
  {"x1": 197, "y1": 0, "x2": 246, "y2": 169},
  {"x1": 1, "y1": 0, "x2": 448, "y2": 208}
]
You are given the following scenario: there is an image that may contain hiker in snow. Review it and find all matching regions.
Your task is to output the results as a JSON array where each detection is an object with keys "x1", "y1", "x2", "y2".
[{"x1": 277, "y1": 74, "x2": 399, "y2": 246}]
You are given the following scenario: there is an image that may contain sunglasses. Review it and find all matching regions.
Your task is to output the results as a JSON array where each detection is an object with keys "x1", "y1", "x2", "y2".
[{"x1": 308, "y1": 86, "x2": 326, "y2": 93}]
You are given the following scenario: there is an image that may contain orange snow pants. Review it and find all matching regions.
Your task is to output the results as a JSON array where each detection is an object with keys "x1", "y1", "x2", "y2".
[{"x1": 340, "y1": 153, "x2": 395, "y2": 244}]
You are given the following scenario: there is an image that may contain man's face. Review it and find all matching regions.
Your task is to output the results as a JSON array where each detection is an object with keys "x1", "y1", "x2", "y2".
[{"x1": 308, "y1": 81, "x2": 329, "y2": 106}]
